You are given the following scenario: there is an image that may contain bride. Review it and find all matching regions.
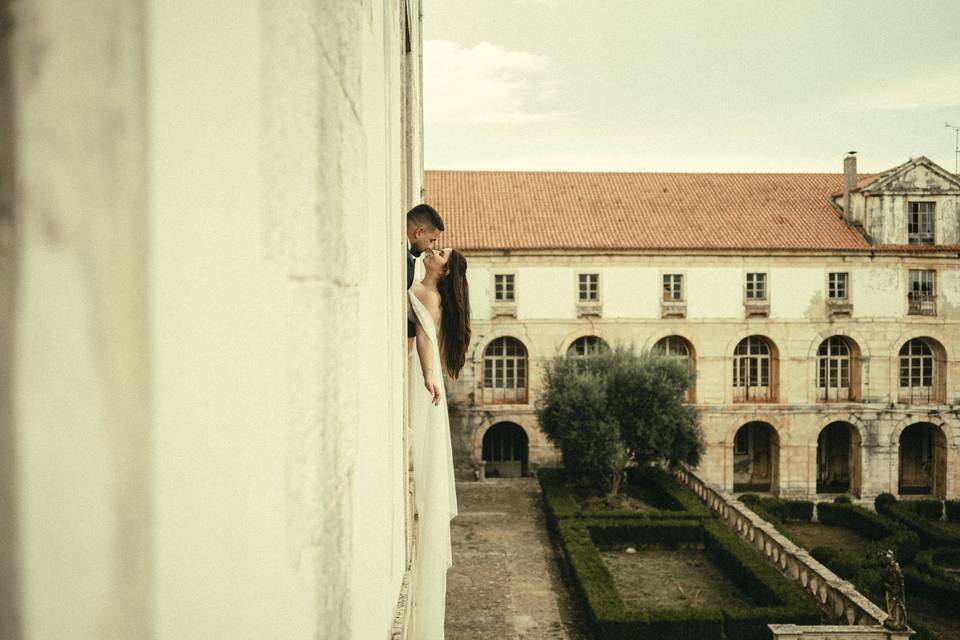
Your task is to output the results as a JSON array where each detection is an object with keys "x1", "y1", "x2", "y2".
[{"x1": 408, "y1": 246, "x2": 471, "y2": 639}]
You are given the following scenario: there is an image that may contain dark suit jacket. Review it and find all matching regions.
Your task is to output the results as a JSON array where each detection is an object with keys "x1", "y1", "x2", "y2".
[{"x1": 407, "y1": 248, "x2": 416, "y2": 337}]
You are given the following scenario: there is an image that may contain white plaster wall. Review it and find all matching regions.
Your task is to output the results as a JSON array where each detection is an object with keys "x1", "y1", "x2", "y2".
[
  {"x1": 854, "y1": 265, "x2": 903, "y2": 318},
  {"x1": 942, "y1": 269, "x2": 960, "y2": 311},
  {"x1": 6, "y1": 1, "x2": 418, "y2": 639},
  {"x1": 150, "y1": 2, "x2": 412, "y2": 638},
  {"x1": 769, "y1": 267, "x2": 824, "y2": 319},
  {"x1": 151, "y1": 1, "x2": 414, "y2": 638},
  {"x1": 469, "y1": 264, "x2": 492, "y2": 320},
  {"x1": 476, "y1": 259, "x2": 955, "y2": 324},
  {"x1": 686, "y1": 265, "x2": 742, "y2": 318},
  {"x1": 603, "y1": 266, "x2": 659, "y2": 318},
  {"x1": 9, "y1": 3, "x2": 153, "y2": 638},
  {"x1": 517, "y1": 266, "x2": 576, "y2": 319}
]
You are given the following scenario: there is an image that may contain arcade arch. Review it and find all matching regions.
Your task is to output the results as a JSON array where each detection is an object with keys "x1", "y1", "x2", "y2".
[{"x1": 481, "y1": 422, "x2": 529, "y2": 477}]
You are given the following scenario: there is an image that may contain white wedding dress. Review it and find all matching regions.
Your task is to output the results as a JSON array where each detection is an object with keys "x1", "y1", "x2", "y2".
[{"x1": 408, "y1": 291, "x2": 459, "y2": 639}]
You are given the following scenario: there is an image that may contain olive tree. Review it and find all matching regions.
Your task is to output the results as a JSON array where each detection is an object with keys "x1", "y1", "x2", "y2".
[
  {"x1": 536, "y1": 357, "x2": 626, "y2": 494},
  {"x1": 536, "y1": 348, "x2": 703, "y2": 495}
]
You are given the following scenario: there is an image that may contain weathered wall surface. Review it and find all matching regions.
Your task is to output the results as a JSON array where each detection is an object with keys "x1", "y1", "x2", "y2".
[
  {"x1": 3, "y1": 1, "x2": 420, "y2": 638},
  {"x1": 467, "y1": 256, "x2": 960, "y2": 323},
  {"x1": 448, "y1": 252, "x2": 960, "y2": 499},
  {"x1": 844, "y1": 161, "x2": 960, "y2": 245},
  {"x1": 6, "y1": 3, "x2": 153, "y2": 638}
]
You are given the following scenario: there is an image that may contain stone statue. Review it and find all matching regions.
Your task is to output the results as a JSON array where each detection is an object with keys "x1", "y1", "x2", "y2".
[{"x1": 880, "y1": 549, "x2": 907, "y2": 631}]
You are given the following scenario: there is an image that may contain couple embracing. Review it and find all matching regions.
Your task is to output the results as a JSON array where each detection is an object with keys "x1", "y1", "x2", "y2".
[{"x1": 405, "y1": 204, "x2": 471, "y2": 637}]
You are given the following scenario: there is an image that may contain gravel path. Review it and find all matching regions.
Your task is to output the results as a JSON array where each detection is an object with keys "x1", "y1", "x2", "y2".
[{"x1": 444, "y1": 478, "x2": 590, "y2": 640}]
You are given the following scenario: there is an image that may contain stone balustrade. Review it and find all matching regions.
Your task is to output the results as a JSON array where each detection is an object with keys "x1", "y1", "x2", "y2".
[
  {"x1": 769, "y1": 624, "x2": 913, "y2": 640},
  {"x1": 674, "y1": 465, "x2": 913, "y2": 639}
]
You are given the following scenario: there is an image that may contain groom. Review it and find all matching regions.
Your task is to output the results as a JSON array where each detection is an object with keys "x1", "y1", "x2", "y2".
[
  {"x1": 406, "y1": 203, "x2": 445, "y2": 400},
  {"x1": 406, "y1": 203, "x2": 444, "y2": 293}
]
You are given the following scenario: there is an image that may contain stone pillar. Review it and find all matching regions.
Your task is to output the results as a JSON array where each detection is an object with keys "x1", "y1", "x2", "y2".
[{"x1": 5, "y1": 2, "x2": 153, "y2": 638}]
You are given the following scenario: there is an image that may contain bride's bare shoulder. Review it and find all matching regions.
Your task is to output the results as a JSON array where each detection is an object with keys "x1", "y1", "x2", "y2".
[{"x1": 411, "y1": 282, "x2": 440, "y2": 314}]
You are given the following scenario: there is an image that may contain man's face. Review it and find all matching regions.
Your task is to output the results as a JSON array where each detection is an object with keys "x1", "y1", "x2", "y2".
[{"x1": 410, "y1": 225, "x2": 441, "y2": 256}]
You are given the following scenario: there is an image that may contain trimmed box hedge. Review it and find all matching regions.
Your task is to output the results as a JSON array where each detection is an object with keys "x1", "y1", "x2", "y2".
[
  {"x1": 554, "y1": 518, "x2": 820, "y2": 640},
  {"x1": 944, "y1": 500, "x2": 960, "y2": 522},
  {"x1": 875, "y1": 493, "x2": 960, "y2": 547},
  {"x1": 538, "y1": 467, "x2": 710, "y2": 522},
  {"x1": 738, "y1": 494, "x2": 814, "y2": 524},
  {"x1": 907, "y1": 548, "x2": 960, "y2": 611},
  {"x1": 901, "y1": 499, "x2": 944, "y2": 520},
  {"x1": 815, "y1": 501, "x2": 921, "y2": 567}
]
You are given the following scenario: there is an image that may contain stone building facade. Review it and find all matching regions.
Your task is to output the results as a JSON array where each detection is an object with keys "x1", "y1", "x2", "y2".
[
  {"x1": 428, "y1": 157, "x2": 960, "y2": 501},
  {"x1": 1, "y1": 2, "x2": 427, "y2": 639}
]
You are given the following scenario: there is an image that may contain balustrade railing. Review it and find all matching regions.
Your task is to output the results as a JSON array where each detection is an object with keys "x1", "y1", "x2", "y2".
[{"x1": 674, "y1": 466, "x2": 914, "y2": 640}]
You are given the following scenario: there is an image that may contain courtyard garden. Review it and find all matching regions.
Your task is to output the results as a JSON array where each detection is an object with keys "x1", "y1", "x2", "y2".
[
  {"x1": 540, "y1": 468, "x2": 821, "y2": 640},
  {"x1": 731, "y1": 492, "x2": 960, "y2": 640},
  {"x1": 536, "y1": 349, "x2": 824, "y2": 638}
]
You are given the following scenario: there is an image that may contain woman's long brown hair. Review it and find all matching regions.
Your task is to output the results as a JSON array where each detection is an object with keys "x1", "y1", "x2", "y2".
[{"x1": 437, "y1": 250, "x2": 471, "y2": 378}]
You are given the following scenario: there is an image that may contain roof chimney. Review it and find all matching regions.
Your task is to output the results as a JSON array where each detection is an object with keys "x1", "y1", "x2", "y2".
[{"x1": 842, "y1": 152, "x2": 857, "y2": 217}]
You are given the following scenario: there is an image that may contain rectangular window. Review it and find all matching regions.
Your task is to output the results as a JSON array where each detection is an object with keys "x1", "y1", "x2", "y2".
[
  {"x1": 494, "y1": 274, "x2": 515, "y2": 302},
  {"x1": 745, "y1": 272, "x2": 766, "y2": 300},
  {"x1": 908, "y1": 202, "x2": 935, "y2": 245},
  {"x1": 662, "y1": 274, "x2": 683, "y2": 301},
  {"x1": 578, "y1": 273, "x2": 599, "y2": 301},
  {"x1": 908, "y1": 269, "x2": 936, "y2": 316},
  {"x1": 828, "y1": 272, "x2": 848, "y2": 299}
]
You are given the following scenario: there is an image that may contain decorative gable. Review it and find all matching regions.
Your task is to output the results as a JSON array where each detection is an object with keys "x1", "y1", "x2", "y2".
[
  {"x1": 841, "y1": 157, "x2": 960, "y2": 246},
  {"x1": 860, "y1": 157, "x2": 960, "y2": 194}
]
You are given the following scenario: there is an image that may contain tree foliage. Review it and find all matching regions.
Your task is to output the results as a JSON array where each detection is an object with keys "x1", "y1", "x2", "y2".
[
  {"x1": 536, "y1": 347, "x2": 704, "y2": 495},
  {"x1": 537, "y1": 360, "x2": 626, "y2": 494}
]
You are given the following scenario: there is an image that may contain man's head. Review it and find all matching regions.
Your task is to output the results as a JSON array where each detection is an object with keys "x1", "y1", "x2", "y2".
[{"x1": 406, "y1": 203, "x2": 445, "y2": 256}]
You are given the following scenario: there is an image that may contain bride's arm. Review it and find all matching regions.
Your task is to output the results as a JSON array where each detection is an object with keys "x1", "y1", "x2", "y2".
[
  {"x1": 411, "y1": 283, "x2": 442, "y2": 405},
  {"x1": 415, "y1": 320, "x2": 441, "y2": 405}
]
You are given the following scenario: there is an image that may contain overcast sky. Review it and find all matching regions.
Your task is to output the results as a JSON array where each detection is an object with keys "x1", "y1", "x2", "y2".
[{"x1": 422, "y1": 0, "x2": 960, "y2": 173}]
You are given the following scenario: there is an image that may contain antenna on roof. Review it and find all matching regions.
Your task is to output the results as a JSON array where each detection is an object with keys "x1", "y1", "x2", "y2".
[{"x1": 946, "y1": 124, "x2": 960, "y2": 176}]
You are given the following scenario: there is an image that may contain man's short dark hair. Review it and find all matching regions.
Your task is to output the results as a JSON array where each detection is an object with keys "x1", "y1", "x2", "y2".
[{"x1": 406, "y1": 203, "x2": 445, "y2": 232}]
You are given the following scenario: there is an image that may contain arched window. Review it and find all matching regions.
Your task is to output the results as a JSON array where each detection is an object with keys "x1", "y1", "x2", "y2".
[
  {"x1": 732, "y1": 336, "x2": 777, "y2": 402},
  {"x1": 483, "y1": 337, "x2": 528, "y2": 403},
  {"x1": 898, "y1": 338, "x2": 944, "y2": 404},
  {"x1": 567, "y1": 335, "x2": 609, "y2": 358},
  {"x1": 653, "y1": 336, "x2": 696, "y2": 402},
  {"x1": 817, "y1": 336, "x2": 860, "y2": 402}
]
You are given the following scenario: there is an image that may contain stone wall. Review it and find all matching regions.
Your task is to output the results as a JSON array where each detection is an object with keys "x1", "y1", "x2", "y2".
[
  {"x1": 447, "y1": 252, "x2": 960, "y2": 498},
  {"x1": 675, "y1": 467, "x2": 897, "y2": 629},
  {"x1": 1, "y1": 2, "x2": 422, "y2": 638}
]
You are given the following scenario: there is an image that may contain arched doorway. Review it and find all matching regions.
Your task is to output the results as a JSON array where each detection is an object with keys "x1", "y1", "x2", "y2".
[
  {"x1": 817, "y1": 422, "x2": 862, "y2": 496},
  {"x1": 482, "y1": 422, "x2": 529, "y2": 477},
  {"x1": 899, "y1": 423, "x2": 947, "y2": 497},
  {"x1": 733, "y1": 421, "x2": 780, "y2": 493}
]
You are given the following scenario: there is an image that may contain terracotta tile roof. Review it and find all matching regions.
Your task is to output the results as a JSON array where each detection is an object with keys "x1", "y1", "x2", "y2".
[{"x1": 426, "y1": 171, "x2": 873, "y2": 252}]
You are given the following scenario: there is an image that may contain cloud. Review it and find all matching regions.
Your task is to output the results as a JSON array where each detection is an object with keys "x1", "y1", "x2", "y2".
[
  {"x1": 424, "y1": 39, "x2": 568, "y2": 126},
  {"x1": 836, "y1": 72, "x2": 960, "y2": 113}
]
